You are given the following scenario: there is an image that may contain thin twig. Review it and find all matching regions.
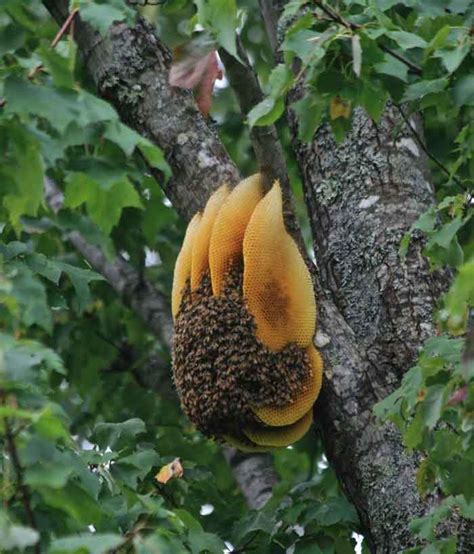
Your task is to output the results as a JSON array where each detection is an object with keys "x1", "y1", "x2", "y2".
[
  {"x1": 233, "y1": 530, "x2": 260, "y2": 553},
  {"x1": 50, "y1": 7, "x2": 79, "y2": 48},
  {"x1": 313, "y1": 0, "x2": 423, "y2": 75},
  {"x1": 396, "y1": 104, "x2": 464, "y2": 188},
  {"x1": 1, "y1": 393, "x2": 41, "y2": 554},
  {"x1": 378, "y1": 45, "x2": 422, "y2": 75}
]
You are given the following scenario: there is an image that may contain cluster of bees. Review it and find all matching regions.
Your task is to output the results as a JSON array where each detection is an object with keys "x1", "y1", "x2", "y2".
[{"x1": 171, "y1": 174, "x2": 323, "y2": 450}]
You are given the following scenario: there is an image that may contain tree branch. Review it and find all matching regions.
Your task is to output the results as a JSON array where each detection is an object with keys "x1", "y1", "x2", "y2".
[
  {"x1": 223, "y1": 449, "x2": 278, "y2": 509},
  {"x1": 219, "y1": 43, "x2": 289, "y2": 193},
  {"x1": 1, "y1": 393, "x2": 40, "y2": 554},
  {"x1": 45, "y1": 178, "x2": 173, "y2": 347},
  {"x1": 396, "y1": 104, "x2": 464, "y2": 188}
]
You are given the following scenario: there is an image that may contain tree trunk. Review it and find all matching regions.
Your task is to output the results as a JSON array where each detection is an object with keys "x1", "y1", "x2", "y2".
[{"x1": 289, "y1": 105, "x2": 461, "y2": 551}]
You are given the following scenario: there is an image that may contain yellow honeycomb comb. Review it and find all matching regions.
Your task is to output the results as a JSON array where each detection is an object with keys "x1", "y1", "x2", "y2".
[
  {"x1": 243, "y1": 181, "x2": 316, "y2": 351},
  {"x1": 191, "y1": 185, "x2": 229, "y2": 291},
  {"x1": 243, "y1": 409, "x2": 313, "y2": 447},
  {"x1": 209, "y1": 174, "x2": 264, "y2": 296},
  {"x1": 223, "y1": 433, "x2": 271, "y2": 453},
  {"x1": 171, "y1": 212, "x2": 202, "y2": 319}
]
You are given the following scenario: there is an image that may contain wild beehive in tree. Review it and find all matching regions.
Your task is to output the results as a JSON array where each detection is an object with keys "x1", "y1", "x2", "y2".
[{"x1": 172, "y1": 174, "x2": 323, "y2": 450}]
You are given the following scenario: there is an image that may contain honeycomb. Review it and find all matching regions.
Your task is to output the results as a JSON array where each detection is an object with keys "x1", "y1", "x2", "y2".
[
  {"x1": 253, "y1": 346, "x2": 323, "y2": 427},
  {"x1": 243, "y1": 409, "x2": 313, "y2": 448},
  {"x1": 243, "y1": 182, "x2": 316, "y2": 351},
  {"x1": 172, "y1": 212, "x2": 201, "y2": 319},
  {"x1": 191, "y1": 185, "x2": 229, "y2": 292},
  {"x1": 209, "y1": 174, "x2": 264, "y2": 296},
  {"x1": 172, "y1": 176, "x2": 323, "y2": 450}
]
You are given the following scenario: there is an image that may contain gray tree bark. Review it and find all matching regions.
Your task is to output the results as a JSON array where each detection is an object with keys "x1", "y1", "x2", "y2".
[
  {"x1": 289, "y1": 106, "x2": 459, "y2": 552},
  {"x1": 42, "y1": 0, "x2": 473, "y2": 550}
]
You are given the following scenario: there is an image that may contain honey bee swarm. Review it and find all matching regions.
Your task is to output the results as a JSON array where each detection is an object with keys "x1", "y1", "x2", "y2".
[{"x1": 172, "y1": 264, "x2": 311, "y2": 439}]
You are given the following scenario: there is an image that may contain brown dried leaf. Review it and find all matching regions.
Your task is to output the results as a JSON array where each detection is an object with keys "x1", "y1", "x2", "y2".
[
  {"x1": 330, "y1": 96, "x2": 351, "y2": 120},
  {"x1": 155, "y1": 457, "x2": 184, "y2": 484},
  {"x1": 169, "y1": 44, "x2": 223, "y2": 117}
]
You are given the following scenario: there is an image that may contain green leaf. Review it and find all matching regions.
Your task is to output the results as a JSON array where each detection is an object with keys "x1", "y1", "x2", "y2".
[
  {"x1": 360, "y1": 82, "x2": 388, "y2": 122},
  {"x1": 352, "y1": 34, "x2": 362, "y2": 77},
  {"x1": 421, "y1": 538, "x2": 457, "y2": 554},
  {"x1": 55, "y1": 262, "x2": 104, "y2": 313},
  {"x1": 402, "y1": 78, "x2": 449, "y2": 102},
  {"x1": 34, "y1": 407, "x2": 71, "y2": 442},
  {"x1": 268, "y1": 64, "x2": 295, "y2": 98},
  {"x1": 104, "y1": 121, "x2": 171, "y2": 177},
  {"x1": 247, "y1": 97, "x2": 285, "y2": 128},
  {"x1": 443, "y1": 459, "x2": 474, "y2": 500},
  {"x1": 38, "y1": 482, "x2": 105, "y2": 525},
  {"x1": 310, "y1": 497, "x2": 359, "y2": 526},
  {"x1": 404, "y1": 409, "x2": 425, "y2": 450},
  {"x1": 9, "y1": 268, "x2": 52, "y2": 332},
  {"x1": 195, "y1": 0, "x2": 239, "y2": 59},
  {"x1": 445, "y1": 259, "x2": 474, "y2": 338},
  {"x1": 456, "y1": 495, "x2": 474, "y2": 519},
  {"x1": 282, "y1": 29, "x2": 325, "y2": 65},
  {"x1": 430, "y1": 430, "x2": 461, "y2": 467},
  {"x1": 416, "y1": 459, "x2": 436, "y2": 498},
  {"x1": 188, "y1": 529, "x2": 226, "y2": 554},
  {"x1": 49, "y1": 533, "x2": 123, "y2": 554},
  {"x1": 4, "y1": 76, "x2": 77, "y2": 134},
  {"x1": 422, "y1": 336, "x2": 464, "y2": 365},
  {"x1": 386, "y1": 31, "x2": 427, "y2": 49},
  {"x1": 409, "y1": 502, "x2": 452, "y2": 540},
  {"x1": 232, "y1": 511, "x2": 275, "y2": 544},
  {"x1": 436, "y1": 42, "x2": 470, "y2": 74},
  {"x1": 292, "y1": 94, "x2": 325, "y2": 142},
  {"x1": 421, "y1": 385, "x2": 445, "y2": 430},
  {"x1": 37, "y1": 43, "x2": 75, "y2": 89},
  {"x1": 64, "y1": 172, "x2": 143, "y2": 235},
  {"x1": 26, "y1": 458, "x2": 73, "y2": 489},
  {"x1": 413, "y1": 208, "x2": 437, "y2": 233},
  {"x1": 453, "y1": 75, "x2": 474, "y2": 107},
  {"x1": 104, "y1": 121, "x2": 145, "y2": 157},
  {"x1": 78, "y1": 0, "x2": 134, "y2": 37},
  {"x1": 0, "y1": 22, "x2": 26, "y2": 56},
  {"x1": 426, "y1": 25, "x2": 451, "y2": 53},
  {"x1": 0, "y1": 334, "x2": 65, "y2": 381},
  {"x1": 374, "y1": 55, "x2": 409, "y2": 82},
  {"x1": 112, "y1": 449, "x2": 160, "y2": 488},
  {"x1": 1, "y1": 125, "x2": 44, "y2": 231},
  {"x1": 139, "y1": 142, "x2": 172, "y2": 178},
  {"x1": 428, "y1": 216, "x2": 464, "y2": 249},
  {"x1": 26, "y1": 254, "x2": 62, "y2": 284},
  {"x1": 141, "y1": 178, "x2": 177, "y2": 243},
  {"x1": 4, "y1": 77, "x2": 118, "y2": 133},
  {"x1": 93, "y1": 418, "x2": 146, "y2": 450}
]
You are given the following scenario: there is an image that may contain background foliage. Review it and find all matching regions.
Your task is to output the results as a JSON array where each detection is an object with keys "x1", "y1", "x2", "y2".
[{"x1": 0, "y1": 0, "x2": 472, "y2": 553}]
